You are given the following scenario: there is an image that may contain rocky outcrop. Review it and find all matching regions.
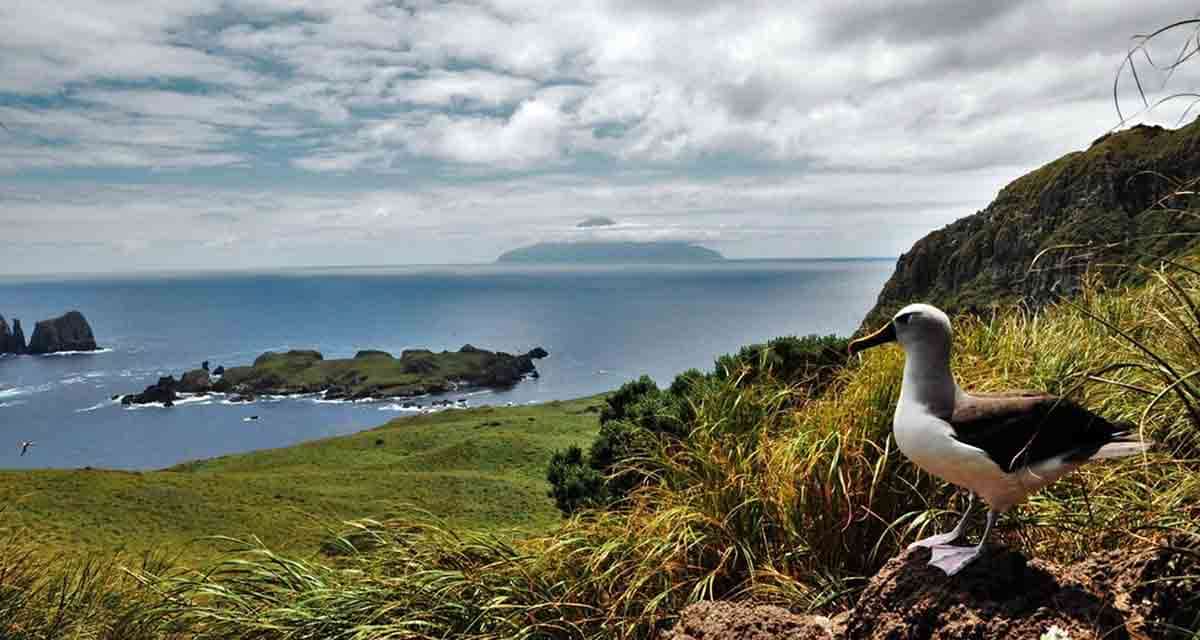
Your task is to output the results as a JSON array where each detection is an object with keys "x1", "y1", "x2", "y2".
[
  {"x1": 122, "y1": 363, "x2": 216, "y2": 405},
  {"x1": 133, "y1": 345, "x2": 550, "y2": 404},
  {"x1": 177, "y1": 369, "x2": 212, "y2": 393},
  {"x1": 122, "y1": 376, "x2": 178, "y2": 406},
  {"x1": 0, "y1": 315, "x2": 26, "y2": 354},
  {"x1": 664, "y1": 539, "x2": 1199, "y2": 640},
  {"x1": 354, "y1": 350, "x2": 392, "y2": 359},
  {"x1": 862, "y1": 121, "x2": 1200, "y2": 329},
  {"x1": 27, "y1": 311, "x2": 98, "y2": 354}
]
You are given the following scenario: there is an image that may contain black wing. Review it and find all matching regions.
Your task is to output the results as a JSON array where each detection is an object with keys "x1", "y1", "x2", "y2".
[{"x1": 950, "y1": 392, "x2": 1128, "y2": 473}]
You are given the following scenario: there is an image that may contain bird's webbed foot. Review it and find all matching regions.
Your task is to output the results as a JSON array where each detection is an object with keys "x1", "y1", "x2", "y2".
[{"x1": 926, "y1": 544, "x2": 983, "y2": 576}]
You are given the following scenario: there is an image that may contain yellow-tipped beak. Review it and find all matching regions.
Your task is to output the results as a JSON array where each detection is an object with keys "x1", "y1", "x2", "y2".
[{"x1": 848, "y1": 321, "x2": 897, "y2": 356}]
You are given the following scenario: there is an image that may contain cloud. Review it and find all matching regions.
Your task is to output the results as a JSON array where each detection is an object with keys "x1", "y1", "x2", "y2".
[{"x1": 2, "y1": 1, "x2": 1200, "y2": 272}]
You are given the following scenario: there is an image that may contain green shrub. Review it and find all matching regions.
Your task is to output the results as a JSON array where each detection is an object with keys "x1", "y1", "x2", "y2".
[
  {"x1": 547, "y1": 335, "x2": 852, "y2": 515},
  {"x1": 546, "y1": 446, "x2": 607, "y2": 514}
]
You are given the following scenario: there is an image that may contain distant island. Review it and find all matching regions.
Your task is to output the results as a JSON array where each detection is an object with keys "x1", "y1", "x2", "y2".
[
  {"x1": 120, "y1": 345, "x2": 548, "y2": 406},
  {"x1": 497, "y1": 241, "x2": 725, "y2": 264}
]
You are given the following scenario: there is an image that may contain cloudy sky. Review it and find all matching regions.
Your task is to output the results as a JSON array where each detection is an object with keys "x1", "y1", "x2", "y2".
[{"x1": 1, "y1": 1, "x2": 1198, "y2": 274}]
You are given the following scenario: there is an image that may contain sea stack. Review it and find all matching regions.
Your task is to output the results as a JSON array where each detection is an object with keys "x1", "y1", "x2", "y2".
[
  {"x1": 12, "y1": 319, "x2": 26, "y2": 354},
  {"x1": 0, "y1": 315, "x2": 26, "y2": 354},
  {"x1": 28, "y1": 310, "x2": 98, "y2": 354}
]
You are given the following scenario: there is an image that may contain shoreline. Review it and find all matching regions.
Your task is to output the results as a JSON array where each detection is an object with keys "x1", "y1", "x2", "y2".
[{"x1": 3, "y1": 389, "x2": 589, "y2": 474}]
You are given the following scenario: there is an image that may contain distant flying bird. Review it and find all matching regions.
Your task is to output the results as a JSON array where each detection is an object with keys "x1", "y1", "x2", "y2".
[
  {"x1": 19, "y1": 441, "x2": 34, "y2": 456},
  {"x1": 849, "y1": 303, "x2": 1150, "y2": 575}
]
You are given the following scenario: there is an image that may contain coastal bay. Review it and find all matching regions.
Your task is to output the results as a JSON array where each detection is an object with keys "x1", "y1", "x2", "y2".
[{"x1": 0, "y1": 260, "x2": 892, "y2": 471}]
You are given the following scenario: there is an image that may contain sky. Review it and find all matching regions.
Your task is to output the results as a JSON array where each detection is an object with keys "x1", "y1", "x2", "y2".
[{"x1": 2, "y1": 1, "x2": 1199, "y2": 274}]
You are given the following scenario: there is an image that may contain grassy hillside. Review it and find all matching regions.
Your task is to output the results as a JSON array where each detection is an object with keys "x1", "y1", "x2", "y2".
[
  {"x1": 6, "y1": 266, "x2": 1200, "y2": 638},
  {"x1": 82, "y1": 261, "x2": 1192, "y2": 639},
  {"x1": 0, "y1": 396, "x2": 602, "y2": 565}
]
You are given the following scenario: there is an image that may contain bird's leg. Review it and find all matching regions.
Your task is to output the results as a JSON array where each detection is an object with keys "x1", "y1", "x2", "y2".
[
  {"x1": 927, "y1": 509, "x2": 996, "y2": 576},
  {"x1": 907, "y1": 493, "x2": 974, "y2": 550}
]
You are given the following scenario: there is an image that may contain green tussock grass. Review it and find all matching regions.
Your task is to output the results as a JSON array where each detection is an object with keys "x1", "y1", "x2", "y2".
[{"x1": 0, "y1": 397, "x2": 602, "y2": 566}]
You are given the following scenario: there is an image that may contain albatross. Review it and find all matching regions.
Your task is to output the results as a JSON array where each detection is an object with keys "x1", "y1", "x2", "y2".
[{"x1": 849, "y1": 303, "x2": 1150, "y2": 575}]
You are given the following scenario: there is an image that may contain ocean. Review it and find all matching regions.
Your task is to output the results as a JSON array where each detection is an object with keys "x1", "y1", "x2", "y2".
[{"x1": 0, "y1": 260, "x2": 893, "y2": 470}]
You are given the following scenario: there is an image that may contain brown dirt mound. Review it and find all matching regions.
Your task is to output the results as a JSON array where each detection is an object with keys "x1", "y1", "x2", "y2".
[
  {"x1": 661, "y1": 602, "x2": 835, "y2": 640},
  {"x1": 664, "y1": 539, "x2": 1199, "y2": 640}
]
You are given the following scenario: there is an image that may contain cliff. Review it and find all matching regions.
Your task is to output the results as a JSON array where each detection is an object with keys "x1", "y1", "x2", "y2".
[
  {"x1": 27, "y1": 310, "x2": 98, "y2": 354},
  {"x1": 497, "y1": 241, "x2": 725, "y2": 264},
  {"x1": 862, "y1": 121, "x2": 1200, "y2": 329}
]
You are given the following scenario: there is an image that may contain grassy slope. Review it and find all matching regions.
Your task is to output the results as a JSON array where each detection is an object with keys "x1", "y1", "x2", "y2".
[{"x1": 0, "y1": 396, "x2": 602, "y2": 565}]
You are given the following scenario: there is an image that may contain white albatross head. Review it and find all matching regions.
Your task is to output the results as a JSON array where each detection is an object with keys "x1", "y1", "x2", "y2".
[
  {"x1": 849, "y1": 303, "x2": 959, "y2": 411},
  {"x1": 849, "y1": 303, "x2": 952, "y2": 358}
]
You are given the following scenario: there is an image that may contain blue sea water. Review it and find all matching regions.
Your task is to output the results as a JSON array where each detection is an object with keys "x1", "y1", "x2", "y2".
[{"x1": 0, "y1": 260, "x2": 893, "y2": 470}]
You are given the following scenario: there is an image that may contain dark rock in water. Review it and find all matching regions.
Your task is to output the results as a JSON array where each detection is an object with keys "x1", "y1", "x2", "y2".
[
  {"x1": 123, "y1": 376, "x2": 178, "y2": 405},
  {"x1": 178, "y1": 369, "x2": 212, "y2": 393},
  {"x1": 862, "y1": 122, "x2": 1200, "y2": 330},
  {"x1": 28, "y1": 311, "x2": 97, "y2": 354},
  {"x1": 212, "y1": 365, "x2": 225, "y2": 376},
  {"x1": 0, "y1": 315, "x2": 11, "y2": 354},
  {"x1": 11, "y1": 319, "x2": 25, "y2": 354},
  {"x1": 354, "y1": 350, "x2": 392, "y2": 359},
  {"x1": 526, "y1": 346, "x2": 549, "y2": 359},
  {"x1": 0, "y1": 315, "x2": 26, "y2": 354},
  {"x1": 229, "y1": 393, "x2": 256, "y2": 403}
]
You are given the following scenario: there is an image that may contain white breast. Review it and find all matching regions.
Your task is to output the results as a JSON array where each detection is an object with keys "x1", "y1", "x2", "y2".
[{"x1": 893, "y1": 405, "x2": 1025, "y2": 511}]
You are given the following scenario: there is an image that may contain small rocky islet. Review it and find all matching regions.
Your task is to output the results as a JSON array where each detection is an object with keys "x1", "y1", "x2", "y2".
[
  {"x1": 120, "y1": 344, "x2": 548, "y2": 407},
  {"x1": 1, "y1": 310, "x2": 99, "y2": 355}
]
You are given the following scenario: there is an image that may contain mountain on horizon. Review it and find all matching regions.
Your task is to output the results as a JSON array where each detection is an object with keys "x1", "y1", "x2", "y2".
[{"x1": 496, "y1": 241, "x2": 725, "y2": 264}]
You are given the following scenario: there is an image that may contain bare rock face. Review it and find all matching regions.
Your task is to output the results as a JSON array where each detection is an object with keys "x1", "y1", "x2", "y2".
[
  {"x1": 663, "y1": 602, "x2": 834, "y2": 640},
  {"x1": 28, "y1": 310, "x2": 97, "y2": 354},
  {"x1": 862, "y1": 122, "x2": 1200, "y2": 330},
  {"x1": 665, "y1": 540, "x2": 1199, "y2": 640}
]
